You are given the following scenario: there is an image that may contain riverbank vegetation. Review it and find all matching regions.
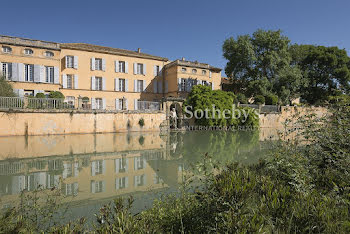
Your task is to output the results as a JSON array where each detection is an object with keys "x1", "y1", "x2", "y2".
[{"x1": 0, "y1": 104, "x2": 349, "y2": 233}]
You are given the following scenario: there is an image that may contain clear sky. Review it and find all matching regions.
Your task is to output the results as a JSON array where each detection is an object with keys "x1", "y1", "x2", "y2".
[{"x1": 1, "y1": 0, "x2": 349, "y2": 75}]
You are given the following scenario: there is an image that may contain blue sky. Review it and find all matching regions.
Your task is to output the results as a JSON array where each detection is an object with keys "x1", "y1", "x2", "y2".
[{"x1": 1, "y1": 0, "x2": 349, "y2": 75}]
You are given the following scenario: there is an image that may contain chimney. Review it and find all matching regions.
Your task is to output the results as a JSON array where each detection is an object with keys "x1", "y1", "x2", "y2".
[
  {"x1": 181, "y1": 57, "x2": 185, "y2": 61},
  {"x1": 137, "y1": 48, "x2": 141, "y2": 53}
]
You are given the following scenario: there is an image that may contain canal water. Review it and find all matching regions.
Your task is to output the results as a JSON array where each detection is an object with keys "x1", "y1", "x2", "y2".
[{"x1": 0, "y1": 129, "x2": 278, "y2": 221}]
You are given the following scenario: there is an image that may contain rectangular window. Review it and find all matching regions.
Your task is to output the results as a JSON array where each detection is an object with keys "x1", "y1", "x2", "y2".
[
  {"x1": 134, "y1": 174, "x2": 145, "y2": 187},
  {"x1": 137, "y1": 80, "x2": 143, "y2": 92},
  {"x1": 24, "y1": 64, "x2": 34, "y2": 82},
  {"x1": 119, "y1": 78, "x2": 125, "y2": 92},
  {"x1": 95, "y1": 77, "x2": 103, "y2": 91},
  {"x1": 118, "y1": 98, "x2": 125, "y2": 110},
  {"x1": 67, "y1": 75, "x2": 73, "y2": 89},
  {"x1": 181, "y1": 78, "x2": 186, "y2": 91},
  {"x1": 93, "y1": 181, "x2": 104, "y2": 193},
  {"x1": 66, "y1": 56, "x2": 74, "y2": 68},
  {"x1": 95, "y1": 58, "x2": 103, "y2": 70},
  {"x1": 134, "y1": 156, "x2": 145, "y2": 170},
  {"x1": 155, "y1": 65, "x2": 160, "y2": 76},
  {"x1": 137, "y1": 63, "x2": 144, "y2": 75},
  {"x1": 117, "y1": 158, "x2": 128, "y2": 172},
  {"x1": 116, "y1": 177, "x2": 128, "y2": 189},
  {"x1": 45, "y1": 66, "x2": 54, "y2": 83},
  {"x1": 119, "y1": 61, "x2": 126, "y2": 73},
  {"x1": 1, "y1": 62, "x2": 12, "y2": 80},
  {"x1": 95, "y1": 98, "x2": 103, "y2": 110}
]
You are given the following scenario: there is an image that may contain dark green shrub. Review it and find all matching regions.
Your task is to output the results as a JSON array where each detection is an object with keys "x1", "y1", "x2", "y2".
[
  {"x1": 254, "y1": 95, "x2": 265, "y2": 104},
  {"x1": 236, "y1": 93, "x2": 248, "y2": 104},
  {"x1": 138, "y1": 118, "x2": 145, "y2": 127},
  {"x1": 48, "y1": 91, "x2": 64, "y2": 99},
  {"x1": 82, "y1": 96, "x2": 89, "y2": 103},
  {"x1": 35, "y1": 93, "x2": 46, "y2": 99},
  {"x1": 265, "y1": 94, "x2": 278, "y2": 105}
]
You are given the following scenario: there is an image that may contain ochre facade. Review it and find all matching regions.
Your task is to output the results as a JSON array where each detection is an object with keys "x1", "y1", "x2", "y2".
[{"x1": 0, "y1": 35, "x2": 222, "y2": 110}]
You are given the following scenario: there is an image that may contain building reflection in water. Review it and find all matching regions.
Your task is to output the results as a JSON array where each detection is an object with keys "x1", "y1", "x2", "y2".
[{"x1": 0, "y1": 129, "x2": 277, "y2": 211}]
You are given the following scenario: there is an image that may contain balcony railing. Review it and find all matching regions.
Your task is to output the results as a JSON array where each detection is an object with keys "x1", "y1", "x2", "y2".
[
  {"x1": 0, "y1": 97, "x2": 24, "y2": 109},
  {"x1": 137, "y1": 101, "x2": 161, "y2": 111}
]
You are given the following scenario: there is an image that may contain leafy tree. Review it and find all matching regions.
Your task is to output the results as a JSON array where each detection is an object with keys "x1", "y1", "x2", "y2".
[
  {"x1": 254, "y1": 95, "x2": 265, "y2": 104},
  {"x1": 297, "y1": 45, "x2": 350, "y2": 104},
  {"x1": 265, "y1": 93, "x2": 278, "y2": 105},
  {"x1": 223, "y1": 29, "x2": 303, "y2": 104},
  {"x1": 236, "y1": 93, "x2": 248, "y2": 104},
  {"x1": 0, "y1": 76, "x2": 15, "y2": 97},
  {"x1": 48, "y1": 91, "x2": 64, "y2": 99}
]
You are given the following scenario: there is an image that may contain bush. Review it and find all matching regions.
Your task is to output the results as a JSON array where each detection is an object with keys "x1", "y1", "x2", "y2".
[
  {"x1": 48, "y1": 91, "x2": 64, "y2": 99},
  {"x1": 138, "y1": 118, "x2": 145, "y2": 127},
  {"x1": 0, "y1": 76, "x2": 15, "y2": 97},
  {"x1": 236, "y1": 93, "x2": 248, "y2": 104},
  {"x1": 265, "y1": 93, "x2": 278, "y2": 105},
  {"x1": 35, "y1": 93, "x2": 45, "y2": 99},
  {"x1": 254, "y1": 95, "x2": 265, "y2": 104}
]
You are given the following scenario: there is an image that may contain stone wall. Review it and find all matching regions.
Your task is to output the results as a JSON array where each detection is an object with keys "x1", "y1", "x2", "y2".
[{"x1": 0, "y1": 109, "x2": 166, "y2": 136}]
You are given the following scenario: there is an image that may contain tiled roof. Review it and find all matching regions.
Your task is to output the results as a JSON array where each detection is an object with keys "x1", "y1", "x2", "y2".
[
  {"x1": 61, "y1": 43, "x2": 168, "y2": 61},
  {"x1": 166, "y1": 59, "x2": 221, "y2": 72}
]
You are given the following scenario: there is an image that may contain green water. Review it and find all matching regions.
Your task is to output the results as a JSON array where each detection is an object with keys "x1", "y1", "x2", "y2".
[{"x1": 0, "y1": 130, "x2": 275, "y2": 220}]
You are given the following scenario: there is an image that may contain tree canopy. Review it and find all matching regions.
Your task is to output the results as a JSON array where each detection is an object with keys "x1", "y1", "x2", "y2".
[
  {"x1": 0, "y1": 76, "x2": 15, "y2": 97},
  {"x1": 223, "y1": 29, "x2": 350, "y2": 105}
]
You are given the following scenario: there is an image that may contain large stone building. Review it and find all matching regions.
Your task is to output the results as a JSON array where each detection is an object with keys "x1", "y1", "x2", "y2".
[{"x1": 0, "y1": 35, "x2": 222, "y2": 110}]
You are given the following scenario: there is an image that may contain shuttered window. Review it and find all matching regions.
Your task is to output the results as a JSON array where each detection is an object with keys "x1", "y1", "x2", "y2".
[
  {"x1": 66, "y1": 56, "x2": 74, "y2": 68},
  {"x1": 137, "y1": 63, "x2": 144, "y2": 74},
  {"x1": 95, "y1": 98, "x2": 103, "y2": 110},
  {"x1": 119, "y1": 79, "x2": 126, "y2": 92},
  {"x1": 67, "y1": 75, "x2": 73, "y2": 89},
  {"x1": 137, "y1": 80, "x2": 144, "y2": 92},
  {"x1": 45, "y1": 66, "x2": 54, "y2": 83},
  {"x1": 95, "y1": 77, "x2": 103, "y2": 91},
  {"x1": 95, "y1": 58, "x2": 103, "y2": 70},
  {"x1": 2, "y1": 63, "x2": 12, "y2": 80},
  {"x1": 24, "y1": 64, "x2": 34, "y2": 82},
  {"x1": 119, "y1": 61, "x2": 126, "y2": 73}
]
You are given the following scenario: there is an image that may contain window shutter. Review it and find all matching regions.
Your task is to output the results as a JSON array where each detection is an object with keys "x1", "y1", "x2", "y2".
[
  {"x1": 65, "y1": 56, "x2": 68, "y2": 69},
  {"x1": 91, "y1": 57, "x2": 95, "y2": 70},
  {"x1": 158, "y1": 81, "x2": 163, "y2": 93},
  {"x1": 153, "y1": 66, "x2": 157, "y2": 76},
  {"x1": 115, "y1": 98, "x2": 120, "y2": 110},
  {"x1": 34, "y1": 65, "x2": 40, "y2": 82},
  {"x1": 102, "y1": 77, "x2": 106, "y2": 90},
  {"x1": 102, "y1": 59, "x2": 106, "y2": 71},
  {"x1": 74, "y1": 56, "x2": 78, "y2": 69},
  {"x1": 115, "y1": 78, "x2": 119, "y2": 91},
  {"x1": 62, "y1": 74, "x2": 67, "y2": 88},
  {"x1": 178, "y1": 78, "x2": 181, "y2": 91},
  {"x1": 91, "y1": 181, "x2": 96, "y2": 193},
  {"x1": 143, "y1": 64, "x2": 146, "y2": 75},
  {"x1": 11, "y1": 63, "x2": 18, "y2": 81},
  {"x1": 211, "y1": 82, "x2": 214, "y2": 90},
  {"x1": 102, "y1": 160, "x2": 106, "y2": 174},
  {"x1": 39, "y1": 66, "x2": 45, "y2": 83},
  {"x1": 54, "y1": 67, "x2": 59, "y2": 84},
  {"x1": 153, "y1": 81, "x2": 158, "y2": 93},
  {"x1": 134, "y1": 99, "x2": 138, "y2": 110},
  {"x1": 125, "y1": 99, "x2": 128, "y2": 110},
  {"x1": 91, "y1": 98, "x2": 96, "y2": 110},
  {"x1": 91, "y1": 76, "x2": 96, "y2": 90},
  {"x1": 74, "y1": 75, "x2": 79, "y2": 89},
  {"x1": 159, "y1": 66, "x2": 163, "y2": 75},
  {"x1": 18, "y1": 63, "x2": 24, "y2": 82},
  {"x1": 125, "y1": 62, "x2": 129, "y2": 73},
  {"x1": 209, "y1": 71, "x2": 212, "y2": 78},
  {"x1": 165, "y1": 81, "x2": 168, "y2": 93},
  {"x1": 91, "y1": 161, "x2": 96, "y2": 176},
  {"x1": 115, "y1": 61, "x2": 119, "y2": 72},
  {"x1": 134, "y1": 80, "x2": 137, "y2": 92},
  {"x1": 133, "y1": 63, "x2": 137, "y2": 74},
  {"x1": 143, "y1": 80, "x2": 147, "y2": 92},
  {"x1": 102, "y1": 98, "x2": 106, "y2": 110},
  {"x1": 115, "y1": 159, "x2": 120, "y2": 173},
  {"x1": 125, "y1": 79, "x2": 129, "y2": 92},
  {"x1": 115, "y1": 178, "x2": 120, "y2": 189}
]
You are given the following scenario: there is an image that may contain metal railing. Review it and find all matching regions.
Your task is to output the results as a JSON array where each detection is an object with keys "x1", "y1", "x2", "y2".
[
  {"x1": 27, "y1": 98, "x2": 74, "y2": 109},
  {"x1": 137, "y1": 101, "x2": 161, "y2": 111},
  {"x1": 0, "y1": 97, "x2": 24, "y2": 109}
]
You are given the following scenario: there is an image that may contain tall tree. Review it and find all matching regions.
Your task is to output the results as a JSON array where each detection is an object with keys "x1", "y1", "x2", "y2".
[{"x1": 223, "y1": 29, "x2": 303, "y2": 104}]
